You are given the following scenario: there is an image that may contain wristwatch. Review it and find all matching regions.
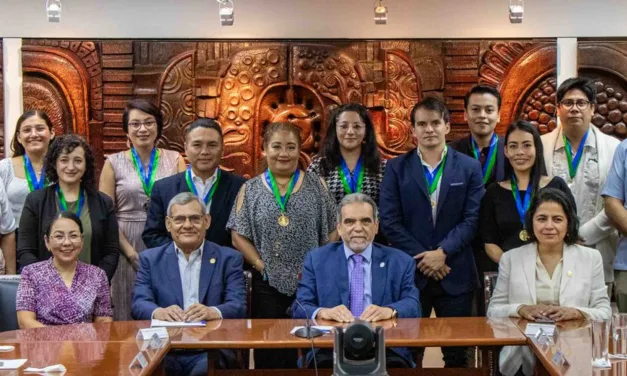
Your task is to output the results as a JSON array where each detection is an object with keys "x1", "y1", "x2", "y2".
[{"x1": 391, "y1": 308, "x2": 398, "y2": 319}]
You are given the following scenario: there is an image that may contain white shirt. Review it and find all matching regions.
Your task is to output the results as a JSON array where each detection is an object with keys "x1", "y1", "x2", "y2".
[
  {"x1": 172, "y1": 241, "x2": 222, "y2": 319},
  {"x1": 417, "y1": 147, "x2": 447, "y2": 222},
  {"x1": 535, "y1": 254, "x2": 563, "y2": 306},
  {"x1": 552, "y1": 127, "x2": 599, "y2": 225},
  {"x1": 191, "y1": 168, "x2": 219, "y2": 213}
]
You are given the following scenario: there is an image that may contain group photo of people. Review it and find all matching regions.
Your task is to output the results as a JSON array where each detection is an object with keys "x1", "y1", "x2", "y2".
[{"x1": 0, "y1": 76, "x2": 625, "y2": 376}]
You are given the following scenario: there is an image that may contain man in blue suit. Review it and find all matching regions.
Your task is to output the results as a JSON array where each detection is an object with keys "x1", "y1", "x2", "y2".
[
  {"x1": 294, "y1": 193, "x2": 420, "y2": 368},
  {"x1": 142, "y1": 118, "x2": 246, "y2": 248},
  {"x1": 379, "y1": 97, "x2": 484, "y2": 368},
  {"x1": 133, "y1": 192, "x2": 246, "y2": 376}
]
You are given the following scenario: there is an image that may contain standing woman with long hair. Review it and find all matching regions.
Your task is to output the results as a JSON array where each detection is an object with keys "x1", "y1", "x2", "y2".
[
  {"x1": 479, "y1": 120, "x2": 575, "y2": 270},
  {"x1": 18, "y1": 134, "x2": 120, "y2": 281},
  {"x1": 99, "y1": 99, "x2": 186, "y2": 320},
  {"x1": 228, "y1": 122, "x2": 337, "y2": 369},
  {"x1": 308, "y1": 103, "x2": 385, "y2": 204},
  {"x1": 0, "y1": 111, "x2": 55, "y2": 273}
]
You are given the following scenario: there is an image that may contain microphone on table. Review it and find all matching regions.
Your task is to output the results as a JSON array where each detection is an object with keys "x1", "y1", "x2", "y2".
[{"x1": 293, "y1": 300, "x2": 323, "y2": 339}]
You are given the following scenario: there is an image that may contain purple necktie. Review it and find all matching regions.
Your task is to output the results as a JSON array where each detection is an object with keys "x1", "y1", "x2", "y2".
[{"x1": 349, "y1": 254, "x2": 365, "y2": 317}]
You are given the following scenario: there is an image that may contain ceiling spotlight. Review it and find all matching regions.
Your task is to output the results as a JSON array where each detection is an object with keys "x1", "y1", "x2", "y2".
[
  {"x1": 46, "y1": 0, "x2": 62, "y2": 22},
  {"x1": 217, "y1": 0, "x2": 234, "y2": 26},
  {"x1": 509, "y1": 0, "x2": 523, "y2": 23},
  {"x1": 374, "y1": 0, "x2": 387, "y2": 25}
]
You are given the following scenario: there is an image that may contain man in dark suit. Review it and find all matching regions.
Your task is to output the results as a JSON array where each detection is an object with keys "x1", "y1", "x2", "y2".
[
  {"x1": 449, "y1": 85, "x2": 505, "y2": 186},
  {"x1": 448, "y1": 85, "x2": 505, "y2": 317},
  {"x1": 293, "y1": 193, "x2": 420, "y2": 368},
  {"x1": 142, "y1": 118, "x2": 245, "y2": 248},
  {"x1": 133, "y1": 192, "x2": 246, "y2": 376},
  {"x1": 379, "y1": 97, "x2": 484, "y2": 368}
]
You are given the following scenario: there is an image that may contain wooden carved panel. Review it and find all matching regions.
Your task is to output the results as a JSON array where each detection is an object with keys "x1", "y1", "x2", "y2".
[
  {"x1": 20, "y1": 39, "x2": 557, "y2": 178},
  {"x1": 578, "y1": 41, "x2": 627, "y2": 139},
  {"x1": 23, "y1": 74, "x2": 72, "y2": 135}
]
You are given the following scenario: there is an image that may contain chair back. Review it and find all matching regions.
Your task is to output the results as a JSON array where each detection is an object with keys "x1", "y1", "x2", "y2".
[
  {"x1": 0, "y1": 275, "x2": 21, "y2": 332},
  {"x1": 243, "y1": 270, "x2": 252, "y2": 318},
  {"x1": 483, "y1": 272, "x2": 498, "y2": 313}
]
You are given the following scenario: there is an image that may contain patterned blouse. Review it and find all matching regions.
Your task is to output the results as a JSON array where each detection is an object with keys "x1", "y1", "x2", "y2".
[
  {"x1": 16, "y1": 259, "x2": 113, "y2": 325},
  {"x1": 307, "y1": 155, "x2": 386, "y2": 204},
  {"x1": 227, "y1": 171, "x2": 337, "y2": 296}
]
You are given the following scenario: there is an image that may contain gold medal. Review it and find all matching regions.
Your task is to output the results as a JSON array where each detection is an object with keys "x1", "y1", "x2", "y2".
[
  {"x1": 519, "y1": 230, "x2": 529, "y2": 241},
  {"x1": 278, "y1": 214, "x2": 289, "y2": 227},
  {"x1": 431, "y1": 199, "x2": 436, "y2": 208}
]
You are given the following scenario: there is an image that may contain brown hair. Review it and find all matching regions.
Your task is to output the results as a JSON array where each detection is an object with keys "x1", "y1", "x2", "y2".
[
  {"x1": 262, "y1": 122, "x2": 302, "y2": 150},
  {"x1": 11, "y1": 110, "x2": 54, "y2": 156}
]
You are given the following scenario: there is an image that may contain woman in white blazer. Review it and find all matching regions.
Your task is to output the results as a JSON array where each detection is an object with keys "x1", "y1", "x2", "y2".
[{"x1": 487, "y1": 188, "x2": 611, "y2": 376}]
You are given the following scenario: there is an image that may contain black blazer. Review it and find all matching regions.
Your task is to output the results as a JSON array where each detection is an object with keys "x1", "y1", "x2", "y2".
[
  {"x1": 142, "y1": 170, "x2": 246, "y2": 249},
  {"x1": 17, "y1": 185, "x2": 120, "y2": 282},
  {"x1": 449, "y1": 135, "x2": 506, "y2": 186}
]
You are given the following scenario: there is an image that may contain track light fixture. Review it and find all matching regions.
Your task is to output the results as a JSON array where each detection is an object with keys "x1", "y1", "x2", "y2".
[
  {"x1": 374, "y1": 0, "x2": 387, "y2": 25},
  {"x1": 46, "y1": 0, "x2": 62, "y2": 22},
  {"x1": 509, "y1": 0, "x2": 524, "y2": 23},
  {"x1": 217, "y1": 0, "x2": 234, "y2": 26}
]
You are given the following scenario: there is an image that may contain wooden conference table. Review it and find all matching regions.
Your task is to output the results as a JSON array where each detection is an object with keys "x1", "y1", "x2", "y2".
[{"x1": 0, "y1": 317, "x2": 618, "y2": 375}]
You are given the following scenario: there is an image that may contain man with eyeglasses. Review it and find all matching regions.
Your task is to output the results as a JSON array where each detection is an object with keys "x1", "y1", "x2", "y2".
[
  {"x1": 542, "y1": 77, "x2": 620, "y2": 291},
  {"x1": 133, "y1": 192, "x2": 246, "y2": 375},
  {"x1": 142, "y1": 118, "x2": 246, "y2": 248}
]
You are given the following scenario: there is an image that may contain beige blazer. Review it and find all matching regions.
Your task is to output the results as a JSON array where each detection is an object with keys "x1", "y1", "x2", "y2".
[
  {"x1": 541, "y1": 125, "x2": 619, "y2": 282},
  {"x1": 487, "y1": 243, "x2": 611, "y2": 376}
]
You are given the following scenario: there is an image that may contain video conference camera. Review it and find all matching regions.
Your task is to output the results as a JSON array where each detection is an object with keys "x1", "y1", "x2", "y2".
[{"x1": 333, "y1": 320, "x2": 388, "y2": 376}]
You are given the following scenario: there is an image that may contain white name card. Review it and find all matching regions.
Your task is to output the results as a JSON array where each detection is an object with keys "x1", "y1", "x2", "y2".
[{"x1": 136, "y1": 327, "x2": 169, "y2": 341}]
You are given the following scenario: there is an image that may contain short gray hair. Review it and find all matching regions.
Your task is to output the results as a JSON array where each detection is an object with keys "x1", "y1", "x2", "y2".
[
  {"x1": 336, "y1": 193, "x2": 378, "y2": 222},
  {"x1": 167, "y1": 192, "x2": 207, "y2": 216}
]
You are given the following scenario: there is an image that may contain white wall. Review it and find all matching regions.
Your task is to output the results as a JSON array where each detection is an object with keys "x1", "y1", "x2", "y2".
[{"x1": 0, "y1": 0, "x2": 625, "y2": 39}]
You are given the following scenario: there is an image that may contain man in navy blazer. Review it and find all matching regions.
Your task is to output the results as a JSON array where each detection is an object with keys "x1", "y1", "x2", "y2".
[
  {"x1": 294, "y1": 193, "x2": 420, "y2": 368},
  {"x1": 133, "y1": 192, "x2": 246, "y2": 376},
  {"x1": 380, "y1": 97, "x2": 484, "y2": 368},
  {"x1": 142, "y1": 118, "x2": 245, "y2": 249}
]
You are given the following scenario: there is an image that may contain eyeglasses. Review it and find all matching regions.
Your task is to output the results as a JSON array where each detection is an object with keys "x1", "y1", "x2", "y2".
[
  {"x1": 128, "y1": 120, "x2": 157, "y2": 130},
  {"x1": 559, "y1": 99, "x2": 591, "y2": 110},
  {"x1": 19, "y1": 125, "x2": 50, "y2": 135},
  {"x1": 168, "y1": 215, "x2": 204, "y2": 226},
  {"x1": 50, "y1": 233, "x2": 83, "y2": 243}
]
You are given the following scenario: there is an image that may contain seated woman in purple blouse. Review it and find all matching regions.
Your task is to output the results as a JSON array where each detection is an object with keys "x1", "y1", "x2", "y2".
[{"x1": 16, "y1": 212, "x2": 113, "y2": 328}]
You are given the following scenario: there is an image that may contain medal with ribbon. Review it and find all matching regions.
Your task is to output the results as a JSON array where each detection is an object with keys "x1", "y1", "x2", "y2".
[
  {"x1": 265, "y1": 168, "x2": 300, "y2": 227},
  {"x1": 472, "y1": 133, "x2": 498, "y2": 185},
  {"x1": 338, "y1": 156, "x2": 364, "y2": 194},
  {"x1": 563, "y1": 130, "x2": 589, "y2": 182},
  {"x1": 185, "y1": 167, "x2": 222, "y2": 210},
  {"x1": 510, "y1": 175, "x2": 532, "y2": 241},
  {"x1": 130, "y1": 147, "x2": 160, "y2": 211},
  {"x1": 423, "y1": 150, "x2": 447, "y2": 209},
  {"x1": 56, "y1": 185, "x2": 85, "y2": 217},
  {"x1": 23, "y1": 154, "x2": 46, "y2": 192}
]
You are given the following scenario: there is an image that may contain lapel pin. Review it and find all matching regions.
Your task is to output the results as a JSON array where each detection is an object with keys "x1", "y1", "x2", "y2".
[
  {"x1": 567, "y1": 271, "x2": 572, "y2": 277},
  {"x1": 210, "y1": 258, "x2": 216, "y2": 264},
  {"x1": 380, "y1": 262, "x2": 385, "y2": 268}
]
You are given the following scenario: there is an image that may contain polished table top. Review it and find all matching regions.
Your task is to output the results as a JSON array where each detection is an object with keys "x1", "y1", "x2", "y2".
[
  {"x1": 514, "y1": 319, "x2": 626, "y2": 376},
  {"x1": 0, "y1": 318, "x2": 528, "y2": 349},
  {"x1": 0, "y1": 340, "x2": 168, "y2": 376}
]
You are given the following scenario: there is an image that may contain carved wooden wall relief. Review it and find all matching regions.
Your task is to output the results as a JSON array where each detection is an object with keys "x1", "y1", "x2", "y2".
[
  {"x1": 578, "y1": 41, "x2": 627, "y2": 139},
  {"x1": 18, "y1": 39, "x2": 558, "y2": 176}
]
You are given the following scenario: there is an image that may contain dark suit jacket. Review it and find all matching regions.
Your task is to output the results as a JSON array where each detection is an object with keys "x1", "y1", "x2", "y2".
[
  {"x1": 17, "y1": 185, "x2": 120, "y2": 281},
  {"x1": 379, "y1": 147, "x2": 485, "y2": 296},
  {"x1": 293, "y1": 242, "x2": 420, "y2": 367},
  {"x1": 448, "y1": 134, "x2": 506, "y2": 186},
  {"x1": 131, "y1": 241, "x2": 246, "y2": 320},
  {"x1": 142, "y1": 170, "x2": 246, "y2": 248}
]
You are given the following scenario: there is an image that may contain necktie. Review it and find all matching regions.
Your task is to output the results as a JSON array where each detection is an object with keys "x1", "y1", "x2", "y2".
[{"x1": 350, "y1": 254, "x2": 365, "y2": 317}]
